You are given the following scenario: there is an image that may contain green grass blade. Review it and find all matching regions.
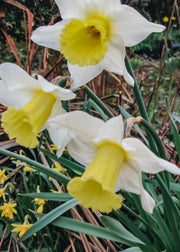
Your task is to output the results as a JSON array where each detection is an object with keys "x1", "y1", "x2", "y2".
[
  {"x1": 0, "y1": 148, "x2": 70, "y2": 184},
  {"x1": 88, "y1": 98, "x2": 108, "y2": 121},
  {"x1": 100, "y1": 215, "x2": 144, "y2": 245},
  {"x1": 20, "y1": 192, "x2": 73, "y2": 201},
  {"x1": 52, "y1": 216, "x2": 142, "y2": 246},
  {"x1": 38, "y1": 147, "x2": 85, "y2": 173},
  {"x1": 170, "y1": 182, "x2": 180, "y2": 192},
  {"x1": 165, "y1": 97, "x2": 180, "y2": 159},
  {"x1": 82, "y1": 85, "x2": 114, "y2": 118},
  {"x1": 19, "y1": 199, "x2": 78, "y2": 242},
  {"x1": 122, "y1": 248, "x2": 143, "y2": 252}
]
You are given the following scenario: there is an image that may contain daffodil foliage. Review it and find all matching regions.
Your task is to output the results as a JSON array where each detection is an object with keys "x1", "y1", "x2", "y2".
[{"x1": 0, "y1": 0, "x2": 179, "y2": 251}]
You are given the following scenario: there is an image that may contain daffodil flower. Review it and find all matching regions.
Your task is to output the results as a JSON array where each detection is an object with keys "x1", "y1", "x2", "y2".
[
  {"x1": 0, "y1": 169, "x2": 7, "y2": 184},
  {"x1": 0, "y1": 63, "x2": 75, "y2": 148},
  {"x1": 11, "y1": 215, "x2": 35, "y2": 238},
  {"x1": 11, "y1": 222, "x2": 33, "y2": 238},
  {"x1": 0, "y1": 187, "x2": 6, "y2": 202},
  {"x1": 0, "y1": 202, "x2": 17, "y2": 219},
  {"x1": 31, "y1": 0, "x2": 165, "y2": 88},
  {"x1": 48, "y1": 111, "x2": 180, "y2": 213}
]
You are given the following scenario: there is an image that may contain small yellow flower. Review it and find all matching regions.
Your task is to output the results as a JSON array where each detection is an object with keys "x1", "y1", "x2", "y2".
[
  {"x1": 53, "y1": 163, "x2": 67, "y2": 174},
  {"x1": 36, "y1": 204, "x2": 44, "y2": 214},
  {"x1": 154, "y1": 21, "x2": 158, "y2": 24},
  {"x1": 161, "y1": 112, "x2": 166, "y2": 116},
  {"x1": 163, "y1": 16, "x2": 169, "y2": 23},
  {"x1": 32, "y1": 186, "x2": 46, "y2": 207},
  {"x1": 24, "y1": 166, "x2": 35, "y2": 172},
  {"x1": 49, "y1": 163, "x2": 67, "y2": 181},
  {"x1": 11, "y1": 223, "x2": 33, "y2": 238},
  {"x1": 171, "y1": 16, "x2": 176, "y2": 20},
  {"x1": 11, "y1": 215, "x2": 35, "y2": 238},
  {"x1": 50, "y1": 189, "x2": 62, "y2": 193},
  {"x1": 0, "y1": 188, "x2": 6, "y2": 202},
  {"x1": 0, "y1": 169, "x2": 7, "y2": 184},
  {"x1": 0, "y1": 202, "x2": 17, "y2": 219},
  {"x1": 32, "y1": 198, "x2": 46, "y2": 205},
  {"x1": 50, "y1": 144, "x2": 59, "y2": 151}
]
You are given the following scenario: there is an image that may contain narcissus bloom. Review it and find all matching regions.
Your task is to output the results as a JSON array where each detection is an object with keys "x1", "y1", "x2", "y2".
[
  {"x1": 12, "y1": 223, "x2": 33, "y2": 238},
  {"x1": 11, "y1": 215, "x2": 35, "y2": 238},
  {"x1": 0, "y1": 202, "x2": 17, "y2": 219},
  {"x1": 0, "y1": 187, "x2": 6, "y2": 202},
  {"x1": 0, "y1": 63, "x2": 75, "y2": 148},
  {"x1": 31, "y1": 0, "x2": 165, "y2": 88},
  {"x1": 48, "y1": 111, "x2": 180, "y2": 213},
  {"x1": 0, "y1": 169, "x2": 7, "y2": 184}
]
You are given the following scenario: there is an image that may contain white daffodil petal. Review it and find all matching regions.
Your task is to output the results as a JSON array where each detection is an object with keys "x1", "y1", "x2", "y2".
[
  {"x1": 0, "y1": 63, "x2": 39, "y2": 92},
  {"x1": 0, "y1": 84, "x2": 33, "y2": 108},
  {"x1": 67, "y1": 132, "x2": 97, "y2": 167},
  {"x1": 68, "y1": 63, "x2": 102, "y2": 89},
  {"x1": 115, "y1": 159, "x2": 141, "y2": 194},
  {"x1": 48, "y1": 111, "x2": 104, "y2": 140},
  {"x1": 140, "y1": 188, "x2": 155, "y2": 214},
  {"x1": 31, "y1": 21, "x2": 68, "y2": 52},
  {"x1": 94, "y1": 115, "x2": 124, "y2": 145},
  {"x1": 37, "y1": 75, "x2": 76, "y2": 100},
  {"x1": 122, "y1": 138, "x2": 180, "y2": 175},
  {"x1": 48, "y1": 127, "x2": 71, "y2": 157},
  {"x1": 100, "y1": 34, "x2": 134, "y2": 86},
  {"x1": 115, "y1": 158, "x2": 155, "y2": 213},
  {"x1": 113, "y1": 5, "x2": 165, "y2": 47},
  {"x1": 123, "y1": 66, "x2": 134, "y2": 86},
  {"x1": 55, "y1": 0, "x2": 85, "y2": 19}
]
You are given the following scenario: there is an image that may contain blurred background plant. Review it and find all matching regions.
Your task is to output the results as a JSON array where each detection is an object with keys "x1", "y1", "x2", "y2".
[{"x1": 0, "y1": 0, "x2": 180, "y2": 251}]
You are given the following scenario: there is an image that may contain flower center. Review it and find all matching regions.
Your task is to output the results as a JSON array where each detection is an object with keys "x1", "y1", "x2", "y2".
[
  {"x1": 67, "y1": 141, "x2": 126, "y2": 213},
  {"x1": 1, "y1": 90, "x2": 56, "y2": 148},
  {"x1": 59, "y1": 13, "x2": 111, "y2": 66}
]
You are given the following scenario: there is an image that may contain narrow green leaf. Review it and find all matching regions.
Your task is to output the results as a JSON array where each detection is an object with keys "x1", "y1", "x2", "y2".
[
  {"x1": 38, "y1": 147, "x2": 85, "y2": 173},
  {"x1": 170, "y1": 182, "x2": 180, "y2": 192},
  {"x1": 138, "y1": 244, "x2": 159, "y2": 252},
  {"x1": 122, "y1": 248, "x2": 142, "y2": 252},
  {"x1": 52, "y1": 216, "x2": 141, "y2": 246},
  {"x1": 59, "y1": 156, "x2": 85, "y2": 173},
  {"x1": 19, "y1": 199, "x2": 78, "y2": 242},
  {"x1": 101, "y1": 215, "x2": 144, "y2": 245},
  {"x1": 0, "y1": 148, "x2": 70, "y2": 184},
  {"x1": 82, "y1": 85, "x2": 114, "y2": 118},
  {"x1": 152, "y1": 208, "x2": 177, "y2": 250},
  {"x1": 88, "y1": 98, "x2": 107, "y2": 121},
  {"x1": 20, "y1": 192, "x2": 73, "y2": 201},
  {"x1": 113, "y1": 210, "x2": 151, "y2": 244},
  {"x1": 156, "y1": 174, "x2": 180, "y2": 247},
  {"x1": 172, "y1": 113, "x2": 180, "y2": 123},
  {"x1": 165, "y1": 97, "x2": 180, "y2": 159}
]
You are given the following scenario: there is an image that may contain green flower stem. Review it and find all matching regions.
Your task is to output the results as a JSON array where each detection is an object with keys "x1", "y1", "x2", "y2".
[
  {"x1": 81, "y1": 85, "x2": 114, "y2": 118},
  {"x1": 125, "y1": 55, "x2": 148, "y2": 121},
  {"x1": 0, "y1": 148, "x2": 70, "y2": 184},
  {"x1": 140, "y1": 119, "x2": 167, "y2": 160},
  {"x1": 125, "y1": 55, "x2": 159, "y2": 156},
  {"x1": 141, "y1": 119, "x2": 169, "y2": 186}
]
